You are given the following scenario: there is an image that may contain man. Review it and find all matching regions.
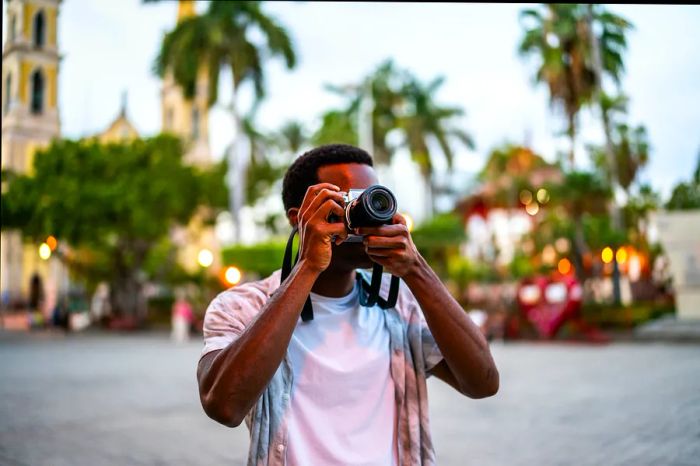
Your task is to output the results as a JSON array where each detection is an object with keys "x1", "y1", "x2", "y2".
[{"x1": 198, "y1": 144, "x2": 499, "y2": 465}]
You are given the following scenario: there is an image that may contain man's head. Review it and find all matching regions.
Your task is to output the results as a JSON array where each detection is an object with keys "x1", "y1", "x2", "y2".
[{"x1": 282, "y1": 144, "x2": 378, "y2": 271}]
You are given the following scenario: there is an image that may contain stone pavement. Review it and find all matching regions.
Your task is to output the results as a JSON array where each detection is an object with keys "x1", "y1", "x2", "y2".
[{"x1": 1, "y1": 332, "x2": 699, "y2": 466}]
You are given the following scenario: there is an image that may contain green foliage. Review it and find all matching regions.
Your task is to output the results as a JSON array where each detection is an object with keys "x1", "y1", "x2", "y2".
[
  {"x1": 312, "y1": 110, "x2": 357, "y2": 147},
  {"x1": 411, "y1": 213, "x2": 466, "y2": 250},
  {"x1": 1, "y1": 135, "x2": 226, "y2": 315},
  {"x1": 154, "y1": 1, "x2": 296, "y2": 105},
  {"x1": 666, "y1": 152, "x2": 700, "y2": 210},
  {"x1": 221, "y1": 239, "x2": 288, "y2": 277},
  {"x1": 518, "y1": 4, "x2": 633, "y2": 163}
]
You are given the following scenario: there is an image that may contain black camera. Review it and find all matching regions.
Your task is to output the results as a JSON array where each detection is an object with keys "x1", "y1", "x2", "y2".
[{"x1": 329, "y1": 184, "x2": 397, "y2": 242}]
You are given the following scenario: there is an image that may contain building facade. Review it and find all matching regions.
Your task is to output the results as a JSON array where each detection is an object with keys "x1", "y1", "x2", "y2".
[{"x1": 1, "y1": 0, "x2": 64, "y2": 307}]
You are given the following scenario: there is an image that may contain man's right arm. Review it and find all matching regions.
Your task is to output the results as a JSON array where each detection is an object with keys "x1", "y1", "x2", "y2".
[
  {"x1": 196, "y1": 183, "x2": 346, "y2": 427},
  {"x1": 197, "y1": 260, "x2": 319, "y2": 427}
]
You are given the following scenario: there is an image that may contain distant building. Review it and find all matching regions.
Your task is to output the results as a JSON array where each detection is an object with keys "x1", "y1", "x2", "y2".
[
  {"x1": 1, "y1": 0, "x2": 66, "y2": 307},
  {"x1": 0, "y1": 0, "x2": 221, "y2": 309}
]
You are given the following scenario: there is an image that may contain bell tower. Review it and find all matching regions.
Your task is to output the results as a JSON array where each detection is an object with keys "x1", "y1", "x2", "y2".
[
  {"x1": 160, "y1": 0, "x2": 211, "y2": 166},
  {"x1": 1, "y1": 0, "x2": 62, "y2": 304}
]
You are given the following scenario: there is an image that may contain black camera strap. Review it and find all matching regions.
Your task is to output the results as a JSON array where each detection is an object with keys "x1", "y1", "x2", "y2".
[{"x1": 280, "y1": 227, "x2": 400, "y2": 322}]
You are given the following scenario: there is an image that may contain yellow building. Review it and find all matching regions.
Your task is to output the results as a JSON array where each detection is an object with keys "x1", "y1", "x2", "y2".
[
  {"x1": 1, "y1": 0, "x2": 220, "y2": 310},
  {"x1": 1, "y1": 0, "x2": 65, "y2": 307},
  {"x1": 160, "y1": 0, "x2": 221, "y2": 275}
]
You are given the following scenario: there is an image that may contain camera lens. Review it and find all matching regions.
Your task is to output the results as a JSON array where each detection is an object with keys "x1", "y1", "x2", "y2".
[
  {"x1": 346, "y1": 185, "x2": 397, "y2": 228},
  {"x1": 370, "y1": 192, "x2": 391, "y2": 213}
]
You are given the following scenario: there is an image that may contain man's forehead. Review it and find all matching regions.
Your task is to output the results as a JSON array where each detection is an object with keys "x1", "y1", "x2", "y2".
[{"x1": 317, "y1": 163, "x2": 378, "y2": 190}]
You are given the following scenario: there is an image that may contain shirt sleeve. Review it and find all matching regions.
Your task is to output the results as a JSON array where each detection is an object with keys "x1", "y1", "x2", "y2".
[
  {"x1": 200, "y1": 290, "x2": 249, "y2": 357},
  {"x1": 393, "y1": 277, "x2": 443, "y2": 374}
]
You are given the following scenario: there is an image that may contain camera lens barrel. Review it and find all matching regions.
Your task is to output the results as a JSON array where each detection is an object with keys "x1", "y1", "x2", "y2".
[{"x1": 346, "y1": 185, "x2": 397, "y2": 228}]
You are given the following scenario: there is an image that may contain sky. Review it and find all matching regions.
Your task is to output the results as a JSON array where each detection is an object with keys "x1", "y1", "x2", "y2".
[{"x1": 4, "y1": 1, "x2": 699, "y2": 218}]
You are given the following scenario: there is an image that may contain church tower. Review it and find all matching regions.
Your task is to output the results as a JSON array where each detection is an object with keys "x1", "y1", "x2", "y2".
[
  {"x1": 1, "y1": 0, "x2": 62, "y2": 304},
  {"x1": 160, "y1": 0, "x2": 211, "y2": 166}
]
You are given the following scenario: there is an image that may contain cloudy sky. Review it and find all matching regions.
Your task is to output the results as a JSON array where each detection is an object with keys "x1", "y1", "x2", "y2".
[{"x1": 4, "y1": 2, "x2": 699, "y2": 211}]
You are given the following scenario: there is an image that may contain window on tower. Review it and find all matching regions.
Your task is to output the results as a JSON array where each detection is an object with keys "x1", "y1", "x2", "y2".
[
  {"x1": 192, "y1": 107, "x2": 200, "y2": 140},
  {"x1": 33, "y1": 11, "x2": 46, "y2": 48},
  {"x1": 31, "y1": 69, "x2": 44, "y2": 115},
  {"x1": 10, "y1": 15, "x2": 16, "y2": 43},
  {"x1": 4, "y1": 74, "x2": 11, "y2": 115}
]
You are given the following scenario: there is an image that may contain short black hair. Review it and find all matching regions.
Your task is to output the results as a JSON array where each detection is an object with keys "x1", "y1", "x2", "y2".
[{"x1": 282, "y1": 144, "x2": 374, "y2": 212}]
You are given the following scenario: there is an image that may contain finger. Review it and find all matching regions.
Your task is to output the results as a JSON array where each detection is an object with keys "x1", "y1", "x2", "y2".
[
  {"x1": 300, "y1": 189, "x2": 345, "y2": 220},
  {"x1": 356, "y1": 223, "x2": 408, "y2": 237},
  {"x1": 366, "y1": 247, "x2": 393, "y2": 259},
  {"x1": 363, "y1": 235, "x2": 406, "y2": 249},
  {"x1": 393, "y1": 213, "x2": 407, "y2": 226},
  {"x1": 311, "y1": 198, "x2": 346, "y2": 223},
  {"x1": 299, "y1": 183, "x2": 340, "y2": 212}
]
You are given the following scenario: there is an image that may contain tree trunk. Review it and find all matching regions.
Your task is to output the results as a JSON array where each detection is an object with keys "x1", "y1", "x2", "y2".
[
  {"x1": 572, "y1": 216, "x2": 588, "y2": 283},
  {"x1": 109, "y1": 270, "x2": 145, "y2": 322},
  {"x1": 226, "y1": 82, "x2": 248, "y2": 245},
  {"x1": 424, "y1": 173, "x2": 434, "y2": 219},
  {"x1": 588, "y1": 4, "x2": 622, "y2": 304},
  {"x1": 567, "y1": 111, "x2": 577, "y2": 169}
]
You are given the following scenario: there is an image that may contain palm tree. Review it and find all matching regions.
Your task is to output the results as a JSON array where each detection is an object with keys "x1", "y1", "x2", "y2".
[
  {"x1": 399, "y1": 75, "x2": 475, "y2": 216},
  {"x1": 154, "y1": 1, "x2": 296, "y2": 243},
  {"x1": 518, "y1": 4, "x2": 632, "y2": 168},
  {"x1": 317, "y1": 60, "x2": 405, "y2": 166}
]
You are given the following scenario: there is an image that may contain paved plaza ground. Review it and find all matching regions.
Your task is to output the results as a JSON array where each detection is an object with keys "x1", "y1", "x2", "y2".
[{"x1": 1, "y1": 332, "x2": 699, "y2": 466}]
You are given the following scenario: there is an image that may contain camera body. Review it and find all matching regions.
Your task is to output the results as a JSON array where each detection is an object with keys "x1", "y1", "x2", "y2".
[{"x1": 331, "y1": 184, "x2": 397, "y2": 243}]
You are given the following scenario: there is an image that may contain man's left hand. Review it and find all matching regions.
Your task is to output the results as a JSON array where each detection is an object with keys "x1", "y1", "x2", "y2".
[{"x1": 356, "y1": 214, "x2": 421, "y2": 278}]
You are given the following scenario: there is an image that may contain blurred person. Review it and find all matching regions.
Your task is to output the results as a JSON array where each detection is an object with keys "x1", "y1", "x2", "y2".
[
  {"x1": 90, "y1": 282, "x2": 110, "y2": 325},
  {"x1": 197, "y1": 144, "x2": 499, "y2": 465},
  {"x1": 172, "y1": 289, "x2": 194, "y2": 343}
]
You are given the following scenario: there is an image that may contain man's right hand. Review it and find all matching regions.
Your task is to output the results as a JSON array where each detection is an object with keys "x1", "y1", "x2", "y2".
[{"x1": 296, "y1": 183, "x2": 348, "y2": 273}]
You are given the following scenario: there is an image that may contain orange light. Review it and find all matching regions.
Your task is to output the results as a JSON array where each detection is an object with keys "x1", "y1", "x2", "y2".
[
  {"x1": 525, "y1": 202, "x2": 540, "y2": 216},
  {"x1": 601, "y1": 247, "x2": 613, "y2": 264},
  {"x1": 46, "y1": 235, "x2": 58, "y2": 251},
  {"x1": 224, "y1": 266, "x2": 242, "y2": 286},
  {"x1": 519, "y1": 190, "x2": 533, "y2": 205},
  {"x1": 616, "y1": 247, "x2": 628, "y2": 264},
  {"x1": 400, "y1": 212, "x2": 414, "y2": 232},
  {"x1": 558, "y1": 258, "x2": 572, "y2": 275}
]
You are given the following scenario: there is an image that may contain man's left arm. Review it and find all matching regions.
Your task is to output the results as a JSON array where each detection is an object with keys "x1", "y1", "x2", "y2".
[{"x1": 358, "y1": 215, "x2": 499, "y2": 399}]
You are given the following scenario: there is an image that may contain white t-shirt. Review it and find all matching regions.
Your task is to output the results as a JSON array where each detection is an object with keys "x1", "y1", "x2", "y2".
[{"x1": 285, "y1": 280, "x2": 399, "y2": 466}]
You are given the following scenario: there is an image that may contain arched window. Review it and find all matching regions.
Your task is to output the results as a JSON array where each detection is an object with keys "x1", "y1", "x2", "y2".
[
  {"x1": 10, "y1": 15, "x2": 16, "y2": 43},
  {"x1": 33, "y1": 11, "x2": 45, "y2": 48},
  {"x1": 31, "y1": 69, "x2": 44, "y2": 115},
  {"x1": 4, "y1": 74, "x2": 11, "y2": 115},
  {"x1": 192, "y1": 107, "x2": 200, "y2": 139}
]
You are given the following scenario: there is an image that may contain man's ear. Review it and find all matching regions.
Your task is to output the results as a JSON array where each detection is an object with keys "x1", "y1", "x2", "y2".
[{"x1": 287, "y1": 208, "x2": 299, "y2": 227}]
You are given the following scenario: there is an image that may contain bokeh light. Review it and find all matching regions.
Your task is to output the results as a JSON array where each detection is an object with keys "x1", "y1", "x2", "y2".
[
  {"x1": 558, "y1": 258, "x2": 572, "y2": 275},
  {"x1": 400, "y1": 212, "x2": 414, "y2": 232},
  {"x1": 616, "y1": 247, "x2": 628, "y2": 264},
  {"x1": 542, "y1": 244, "x2": 556, "y2": 265},
  {"x1": 601, "y1": 247, "x2": 613, "y2": 264},
  {"x1": 39, "y1": 243, "x2": 52, "y2": 260},
  {"x1": 46, "y1": 235, "x2": 58, "y2": 251},
  {"x1": 525, "y1": 202, "x2": 540, "y2": 216},
  {"x1": 224, "y1": 266, "x2": 242, "y2": 286},
  {"x1": 197, "y1": 249, "x2": 213, "y2": 268},
  {"x1": 519, "y1": 189, "x2": 533, "y2": 205},
  {"x1": 537, "y1": 188, "x2": 550, "y2": 204}
]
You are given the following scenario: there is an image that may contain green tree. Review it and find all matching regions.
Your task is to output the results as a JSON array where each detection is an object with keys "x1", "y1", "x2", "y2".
[
  {"x1": 153, "y1": 1, "x2": 296, "y2": 243},
  {"x1": 316, "y1": 60, "x2": 473, "y2": 216},
  {"x1": 399, "y1": 74, "x2": 475, "y2": 216},
  {"x1": 518, "y1": 4, "x2": 632, "y2": 166},
  {"x1": 666, "y1": 151, "x2": 700, "y2": 210},
  {"x1": 1, "y1": 135, "x2": 226, "y2": 319}
]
